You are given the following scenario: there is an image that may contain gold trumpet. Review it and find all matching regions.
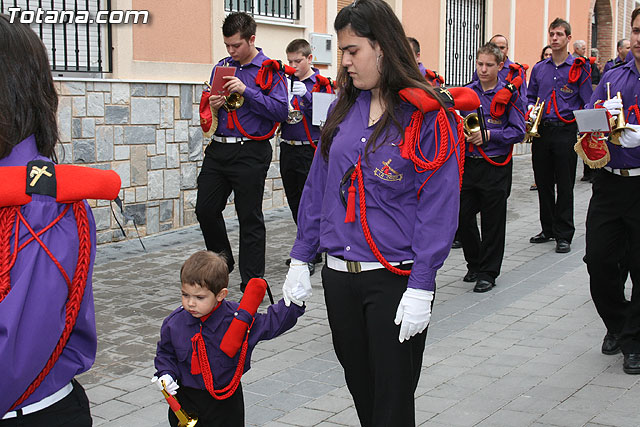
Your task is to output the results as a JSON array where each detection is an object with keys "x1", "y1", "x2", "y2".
[
  {"x1": 223, "y1": 92, "x2": 245, "y2": 112},
  {"x1": 464, "y1": 113, "x2": 481, "y2": 135},
  {"x1": 606, "y1": 82, "x2": 635, "y2": 146},
  {"x1": 160, "y1": 382, "x2": 198, "y2": 427},
  {"x1": 525, "y1": 97, "x2": 545, "y2": 143}
]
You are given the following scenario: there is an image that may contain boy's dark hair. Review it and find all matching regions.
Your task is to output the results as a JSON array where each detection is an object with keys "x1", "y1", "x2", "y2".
[
  {"x1": 632, "y1": 7, "x2": 640, "y2": 26},
  {"x1": 222, "y1": 12, "x2": 256, "y2": 40},
  {"x1": 407, "y1": 37, "x2": 420, "y2": 55},
  {"x1": 180, "y1": 250, "x2": 229, "y2": 294},
  {"x1": 549, "y1": 17, "x2": 571, "y2": 36},
  {"x1": 477, "y1": 42, "x2": 503, "y2": 64},
  {"x1": 286, "y1": 38, "x2": 312, "y2": 57},
  {"x1": 0, "y1": 14, "x2": 59, "y2": 160}
]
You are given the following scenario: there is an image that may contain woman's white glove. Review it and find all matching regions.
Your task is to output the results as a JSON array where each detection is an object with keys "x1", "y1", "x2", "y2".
[
  {"x1": 282, "y1": 258, "x2": 312, "y2": 306},
  {"x1": 291, "y1": 81, "x2": 307, "y2": 97},
  {"x1": 151, "y1": 374, "x2": 179, "y2": 395},
  {"x1": 603, "y1": 97, "x2": 623, "y2": 116},
  {"x1": 394, "y1": 288, "x2": 434, "y2": 343},
  {"x1": 619, "y1": 124, "x2": 640, "y2": 148}
]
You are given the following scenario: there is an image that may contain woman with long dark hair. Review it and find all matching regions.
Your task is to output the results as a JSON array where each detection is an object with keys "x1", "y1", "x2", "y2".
[
  {"x1": 0, "y1": 14, "x2": 118, "y2": 425},
  {"x1": 281, "y1": 1, "x2": 476, "y2": 425}
]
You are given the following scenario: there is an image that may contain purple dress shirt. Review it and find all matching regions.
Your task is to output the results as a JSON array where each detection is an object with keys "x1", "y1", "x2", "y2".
[
  {"x1": 588, "y1": 60, "x2": 640, "y2": 169},
  {"x1": 281, "y1": 68, "x2": 322, "y2": 142},
  {"x1": 209, "y1": 48, "x2": 289, "y2": 138},
  {"x1": 527, "y1": 54, "x2": 593, "y2": 121},
  {"x1": 290, "y1": 90, "x2": 462, "y2": 292},
  {"x1": 462, "y1": 80, "x2": 526, "y2": 158},
  {"x1": 602, "y1": 56, "x2": 626, "y2": 77},
  {"x1": 155, "y1": 299, "x2": 304, "y2": 390},
  {"x1": 418, "y1": 62, "x2": 427, "y2": 76},
  {"x1": 0, "y1": 135, "x2": 97, "y2": 416}
]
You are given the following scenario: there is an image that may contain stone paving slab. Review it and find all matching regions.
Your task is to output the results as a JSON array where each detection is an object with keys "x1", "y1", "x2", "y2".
[{"x1": 81, "y1": 155, "x2": 640, "y2": 426}]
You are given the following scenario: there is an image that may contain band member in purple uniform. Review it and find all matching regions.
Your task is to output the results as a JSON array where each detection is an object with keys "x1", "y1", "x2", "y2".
[
  {"x1": 602, "y1": 38, "x2": 630, "y2": 76},
  {"x1": 196, "y1": 12, "x2": 288, "y2": 292},
  {"x1": 580, "y1": 7, "x2": 640, "y2": 375},
  {"x1": 527, "y1": 17, "x2": 593, "y2": 253},
  {"x1": 0, "y1": 14, "x2": 118, "y2": 425},
  {"x1": 459, "y1": 42, "x2": 526, "y2": 293},
  {"x1": 282, "y1": 1, "x2": 479, "y2": 425}
]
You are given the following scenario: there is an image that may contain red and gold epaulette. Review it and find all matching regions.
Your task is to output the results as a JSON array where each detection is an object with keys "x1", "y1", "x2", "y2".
[{"x1": 0, "y1": 162, "x2": 121, "y2": 207}]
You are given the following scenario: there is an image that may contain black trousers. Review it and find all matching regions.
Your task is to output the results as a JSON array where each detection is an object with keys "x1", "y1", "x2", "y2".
[
  {"x1": 531, "y1": 122, "x2": 578, "y2": 242},
  {"x1": 322, "y1": 264, "x2": 428, "y2": 427},
  {"x1": 585, "y1": 169, "x2": 640, "y2": 354},
  {"x1": 0, "y1": 380, "x2": 91, "y2": 427},
  {"x1": 459, "y1": 156, "x2": 512, "y2": 283},
  {"x1": 168, "y1": 384, "x2": 244, "y2": 427},
  {"x1": 279, "y1": 142, "x2": 315, "y2": 224},
  {"x1": 195, "y1": 141, "x2": 272, "y2": 284}
]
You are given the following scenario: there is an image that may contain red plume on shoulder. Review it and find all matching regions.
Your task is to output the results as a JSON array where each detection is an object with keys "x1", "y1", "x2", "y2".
[
  {"x1": 312, "y1": 74, "x2": 334, "y2": 93},
  {"x1": 490, "y1": 76, "x2": 522, "y2": 119},
  {"x1": 398, "y1": 87, "x2": 480, "y2": 113},
  {"x1": 568, "y1": 56, "x2": 587, "y2": 83},
  {"x1": 256, "y1": 59, "x2": 284, "y2": 90},
  {"x1": 283, "y1": 65, "x2": 296, "y2": 76},
  {"x1": 219, "y1": 278, "x2": 267, "y2": 358},
  {"x1": 425, "y1": 69, "x2": 445, "y2": 86}
]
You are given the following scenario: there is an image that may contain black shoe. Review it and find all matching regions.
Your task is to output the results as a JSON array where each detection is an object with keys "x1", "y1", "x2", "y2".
[
  {"x1": 463, "y1": 271, "x2": 478, "y2": 282},
  {"x1": 285, "y1": 258, "x2": 291, "y2": 266},
  {"x1": 451, "y1": 240, "x2": 463, "y2": 249},
  {"x1": 530, "y1": 232, "x2": 554, "y2": 243},
  {"x1": 555, "y1": 239, "x2": 571, "y2": 253},
  {"x1": 602, "y1": 332, "x2": 621, "y2": 355},
  {"x1": 473, "y1": 279, "x2": 495, "y2": 293},
  {"x1": 580, "y1": 175, "x2": 590, "y2": 182},
  {"x1": 308, "y1": 262, "x2": 316, "y2": 276},
  {"x1": 529, "y1": 184, "x2": 537, "y2": 191},
  {"x1": 623, "y1": 354, "x2": 640, "y2": 374},
  {"x1": 240, "y1": 282, "x2": 247, "y2": 293}
]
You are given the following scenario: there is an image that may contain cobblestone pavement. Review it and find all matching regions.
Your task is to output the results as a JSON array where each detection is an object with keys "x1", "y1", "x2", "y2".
[{"x1": 81, "y1": 154, "x2": 640, "y2": 427}]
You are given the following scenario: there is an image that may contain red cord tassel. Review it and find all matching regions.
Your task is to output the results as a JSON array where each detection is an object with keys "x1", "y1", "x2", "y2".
[
  {"x1": 191, "y1": 333, "x2": 202, "y2": 375},
  {"x1": 227, "y1": 111, "x2": 234, "y2": 129},
  {"x1": 344, "y1": 174, "x2": 356, "y2": 223}
]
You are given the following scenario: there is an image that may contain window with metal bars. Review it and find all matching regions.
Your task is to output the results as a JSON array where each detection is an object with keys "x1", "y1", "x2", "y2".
[
  {"x1": 444, "y1": 0, "x2": 485, "y2": 87},
  {"x1": 225, "y1": 0, "x2": 301, "y2": 21},
  {"x1": 1, "y1": 0, "x2": 112, "y2": 74}
]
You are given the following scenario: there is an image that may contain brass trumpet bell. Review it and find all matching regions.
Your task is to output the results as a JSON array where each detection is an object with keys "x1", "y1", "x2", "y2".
[
  {"x1": 161, "y1": 383, "x2": 198, "y2": 427},
  {"x1": 464, "y1": 113, "x2": 481, "y2": 136},
  {"x1": 286, "y1": 108, "x2": 303, "y2": 124},
  {"x1": 606, "y1": 84, "x2": 634, "y2": 146},
  {"x1": 223, "y1": 93, "x2": 244, "y2": 112},
  {"x1": 525, "y1": 98, "x2": 545, "y2": 143}
]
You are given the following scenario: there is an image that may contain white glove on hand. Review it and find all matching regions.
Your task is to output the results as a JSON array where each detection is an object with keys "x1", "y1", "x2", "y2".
[
  {"x1": 282, "y1": 259, "x2": 312, "y2": 306},
  {"x1": 394, "y1": 288, "x2": 434, "y2": 343},
  {"x1": 152, "y1": 374, "x2": 179, "y2": 395},
  {"x1": 603, "y1": 97, "x2": 623, "y2": 116},
  {"x1": 619, "y1": 123, "x2": 640, "y2": 148},
  {"x1": 291, "y1": 81, "x2": 307, "y2": 97}
]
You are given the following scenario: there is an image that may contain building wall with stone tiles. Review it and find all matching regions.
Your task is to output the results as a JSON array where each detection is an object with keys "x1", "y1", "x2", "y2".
[{"x1": 54, "y1": 78, "x2": 286, "y2": 244}]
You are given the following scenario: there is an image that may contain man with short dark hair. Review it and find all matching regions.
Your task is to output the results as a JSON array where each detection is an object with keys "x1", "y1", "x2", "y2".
[
  {"x1": 527, "y1": 17, "x2": 593, "y2": 253},
  {"x1": 196, "y1": 12, "x2": 288, "y2": 292},
  {"x1": 472, "y1": 34, "x2": 528, "y2": 99},
  {"x1": 603, "y1": 38, "x2": 631, "y2": 76}
]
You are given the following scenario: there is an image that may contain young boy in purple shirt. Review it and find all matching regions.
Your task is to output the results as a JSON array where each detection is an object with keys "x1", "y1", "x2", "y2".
[{"x1": 153, "y1": 251, "x2": 306, "y2": 426}]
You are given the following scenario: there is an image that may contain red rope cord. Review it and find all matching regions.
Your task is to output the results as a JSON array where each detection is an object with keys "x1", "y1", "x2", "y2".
[
  {"x1": 10, "y1": 201, "x2": 92, "y2": 410},
  {"x1": 192, "y1": 324, "x2": 250, "y2": 400},
  {"x1": 0, "y1": 206, "x2": 19, "y2": 301},
  {"x1": 549, "y1": 90, "x2": 576, "y2": 124},
  {"x1": 292, "y1": 97, "x2": 316, "y2": 149},
  {"x1": 230, "y1": 110, "x2": 279, "y2": 140}
]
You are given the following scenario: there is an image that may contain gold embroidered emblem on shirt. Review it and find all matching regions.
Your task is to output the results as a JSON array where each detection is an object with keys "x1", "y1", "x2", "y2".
[
  {"x1": 560, "y1": 84, "x2": 574, "y2": 94},
  {"x1": 374, "y1": 159, "x2": 403, "y2": 182}
]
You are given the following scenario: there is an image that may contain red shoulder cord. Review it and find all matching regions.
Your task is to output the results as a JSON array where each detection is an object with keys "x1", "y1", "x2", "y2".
[
  {"x1": 292, "y1": 75, "x2": 335, "y2": 149},
  {"x1": 226, "y1": 59, "x2": 285, "y2": 140},
  {"x1": 546, "y1": 90, "x2": 576, "y2": 124},
  {"x1": 1, "y1": 201, "x2": 91, "y2": 410},
  {"x1": 425, "y1": 69, "x2": 445, "y2": 87},
  {"x1": 342, "y1": 106, "x2": 465, "y2": 276},
  {"x1": 190, "y1": 318, "x2": 253, "y2": 400}
]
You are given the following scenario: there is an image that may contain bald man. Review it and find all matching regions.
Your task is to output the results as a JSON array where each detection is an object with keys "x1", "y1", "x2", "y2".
[
  {"x1": 572, "y1": 40, "x2": 587, "y2": 58},
  {"x1": 472, "y1": 34, "x2": 528, "y2": 99}
]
